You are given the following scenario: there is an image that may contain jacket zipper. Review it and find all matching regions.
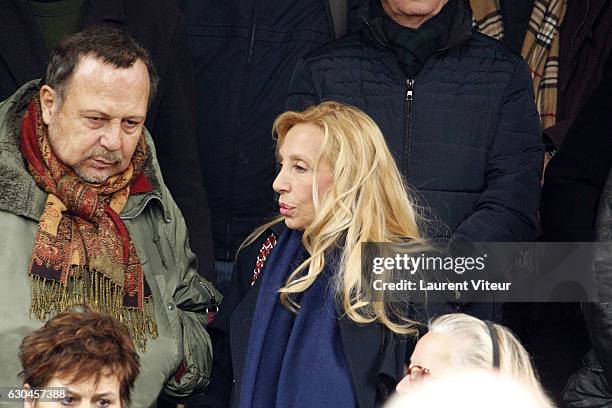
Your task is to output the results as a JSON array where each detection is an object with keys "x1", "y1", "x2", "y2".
[
  {"x1": 199, "y1": 280, "x2": 219, "y2": 323},
  {"x1": 200, "y1": 280, "x2": 218, "y2": 306},
  {"x1": 152, "y1": 230, "x2": 168, "y2": 268},
  {"x1": 120, "y1": 195, "x2": 162, "y2": 220},
  {"x1": 403, "y1": 78, "x2": 415, "y2": 180},
  {"x1": 225, "y1": 4, "x2": 258, "y2": 261}
]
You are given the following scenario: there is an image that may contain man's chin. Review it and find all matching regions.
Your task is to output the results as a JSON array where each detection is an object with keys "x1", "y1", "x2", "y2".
[{"x1": 75, "y1": 167, "x2": 113, "y2": 184}]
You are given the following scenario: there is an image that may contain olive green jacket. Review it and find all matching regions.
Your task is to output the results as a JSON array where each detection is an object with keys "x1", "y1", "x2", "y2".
[{"x1": 0, "y1": 81, "x2": 221, "y2": 407}]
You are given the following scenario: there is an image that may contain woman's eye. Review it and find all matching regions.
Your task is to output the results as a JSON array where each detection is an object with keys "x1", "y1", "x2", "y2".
[
  {"x1": 294, "y1": 164, "x2": 307, "y2": 173},
  {"x1": 97, "y1": 399, "x2": 112, "y2": 407},
  {"x1": 60, "y1": 396, "x2": 75, "y2": 406}
]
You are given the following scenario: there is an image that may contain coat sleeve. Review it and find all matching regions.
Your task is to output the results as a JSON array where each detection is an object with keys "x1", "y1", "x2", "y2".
[
  {"x1": 452, "y1": 59, "x2": 543, "y2": 242},
  {"x1": 148, "y1": 11, "x2": 215, "y2": 282},
  {"x1": 541, "y1": 53, "x2": 612, "y2": 242},
  {"x1": 187, "y1": 261, "x2": 249, "y2": 408},
  {"x1": 582, "y1": 167, "x2": 612, "y2": 387},
  {"x1": 162, "y1": 188, "x2": 222, "y2": 399},
  {"x1": 286, "y1": 58, "x2": 322, "y2": 112},
  {"x1": 188, "y1": 231, "x2": 277, "y2": 407}
]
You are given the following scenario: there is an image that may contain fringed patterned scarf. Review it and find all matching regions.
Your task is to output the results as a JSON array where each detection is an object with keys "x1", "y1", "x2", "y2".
[
  {"x1": 20, "y1": 97, "x2": 157, "y2": 350},
  {"x1": 471, "y1": 0, "x2": 567, "y2": 129}
]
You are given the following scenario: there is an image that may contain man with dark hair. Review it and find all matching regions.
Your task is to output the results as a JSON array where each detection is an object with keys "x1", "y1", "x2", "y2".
[
  {"x1": 0, "y1": 0, "x2": 215, "y2": 282},
  {"x1": 20, "y1": 307, "x2": 139, "y2": 408},
  {"x1": 0, "y1": 26, "x2": 220, "y2": 407}
]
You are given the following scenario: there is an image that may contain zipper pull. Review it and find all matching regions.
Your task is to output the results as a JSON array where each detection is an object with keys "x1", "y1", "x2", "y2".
[{"x1": 406, "y1": 79, "x2": 415, "y2": 101}]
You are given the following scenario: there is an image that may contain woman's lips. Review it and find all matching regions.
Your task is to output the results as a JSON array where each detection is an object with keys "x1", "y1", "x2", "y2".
[{"x1": 279, "y1": 203, "x2": 294, "y2": 216}]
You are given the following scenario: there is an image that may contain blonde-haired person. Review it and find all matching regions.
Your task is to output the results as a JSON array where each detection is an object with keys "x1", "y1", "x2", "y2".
[
  {"x1": 396, "y1": 313, "x2": 551, "y2": 405},
  {"x1": 388, "y1": 370, "x2": 554, "y2": 408},
  {"x1": 196, "y1": 101, "x2": 450, "y2": 408}
]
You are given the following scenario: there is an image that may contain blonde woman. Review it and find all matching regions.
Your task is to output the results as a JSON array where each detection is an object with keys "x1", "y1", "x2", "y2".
[
  {"x1": 200, "y1": 101, "x2": 449, "y2": 408},
  {"x1": 397, "y1": 313, "x2": 551, "y2": 405}
]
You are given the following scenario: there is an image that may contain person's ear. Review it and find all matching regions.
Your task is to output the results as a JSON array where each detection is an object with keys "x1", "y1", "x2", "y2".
[
  {"x1": 23, "y1": 383, "x2": 35, "y2": 408},
  {"x1": 39, "y1": 85, "x2": 59, "y2": 126}
]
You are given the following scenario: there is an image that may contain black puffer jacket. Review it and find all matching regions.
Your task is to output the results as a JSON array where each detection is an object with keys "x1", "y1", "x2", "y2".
[{"x1": 287, "y1": 0, "x2": 543, "y2": 242}]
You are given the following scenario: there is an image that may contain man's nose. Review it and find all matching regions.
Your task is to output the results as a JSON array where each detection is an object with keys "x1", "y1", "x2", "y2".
[{"x1": 99, "y1": 120, "x2": 122, "y2": 151}]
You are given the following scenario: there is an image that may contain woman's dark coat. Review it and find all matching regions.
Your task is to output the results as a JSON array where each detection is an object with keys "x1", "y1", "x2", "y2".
[{"x1": 193, "y1": 224, "x2": 443, "y2": 408}]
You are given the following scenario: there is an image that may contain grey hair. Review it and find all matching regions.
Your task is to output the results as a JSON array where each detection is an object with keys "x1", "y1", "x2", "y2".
[{"x1": 428, "y1": 313, "x2": 549, "y2": 400}]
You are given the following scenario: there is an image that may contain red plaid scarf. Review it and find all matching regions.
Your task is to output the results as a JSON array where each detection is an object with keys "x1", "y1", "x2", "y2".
[{"x1": 20, "y1": 97, "x2": 157, "y2": 349}]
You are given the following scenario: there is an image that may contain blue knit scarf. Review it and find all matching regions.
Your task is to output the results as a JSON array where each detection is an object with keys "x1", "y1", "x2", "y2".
[{"x1": 239, "y1": 228, "x2": 356, "y2": 408}]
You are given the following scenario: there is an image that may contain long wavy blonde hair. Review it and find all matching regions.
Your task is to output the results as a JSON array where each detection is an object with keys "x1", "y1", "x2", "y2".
[{"x1": 243, "y1": 101, "x2": 424, "y2": 335}]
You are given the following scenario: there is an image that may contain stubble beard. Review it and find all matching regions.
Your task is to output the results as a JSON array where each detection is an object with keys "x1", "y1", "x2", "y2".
[
  {"x1": 74, "y1": 150, "x2": 123, "y2": 184},
  {"x1": 74, "y1": 165, "x2": 112, "y2": 184}
]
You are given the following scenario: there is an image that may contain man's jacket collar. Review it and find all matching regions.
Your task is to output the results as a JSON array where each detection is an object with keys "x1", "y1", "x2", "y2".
[
  {"x1": 0, "y1": 79, "x2": 166, "y2": 222},
  {"x1": 361, "y1": 0, "x2": 473, "y2": 53}
]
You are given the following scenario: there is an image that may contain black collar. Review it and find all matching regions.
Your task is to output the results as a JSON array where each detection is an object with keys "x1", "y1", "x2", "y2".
[{"x1": 361, "y1": 0, "x2": 473, "y2": 52}]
